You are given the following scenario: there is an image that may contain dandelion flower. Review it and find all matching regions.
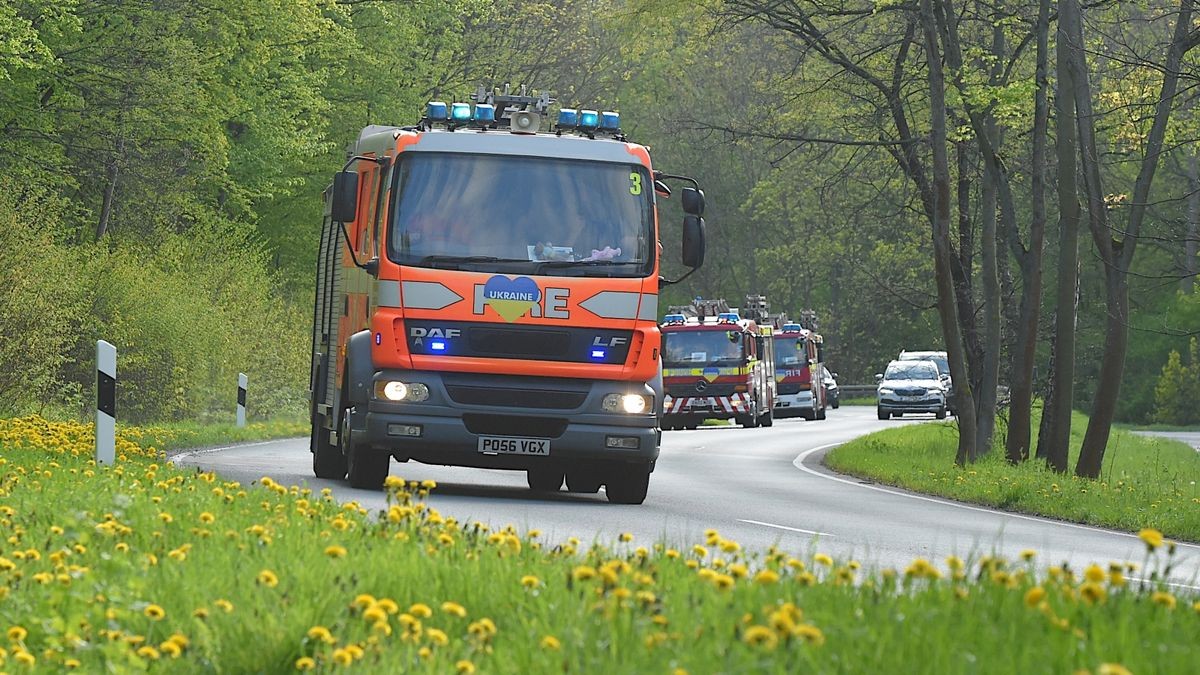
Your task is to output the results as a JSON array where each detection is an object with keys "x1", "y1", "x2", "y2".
[
  {"x1": 332, "y1": 648, "x2": 353, "y2": 666},
  {"x1": 363, "y1": 606, "x2": 388, "y2": 624},
  {"x1": 295, "y1": 656, "x2": 316, "y2": 670},
  {"x1": 1138, "y1": 528, "x2": 1164, "y2": 550},
  {"x1": 353, "y1": 594, "x2": 377, "y2": 609},
  {"x1": 13, "y1": 649, "x2": 35, "y2": 665},
  {"x1": 199, "y1": 512, "x2": 215, "y2": 524},
  {"x1": 793, "y1": 623, "x2": 826, "y2": 646},
  {"x1": 324, "y1": 545, "x2": 347, "y2": 559},
  {"x1": 307, "y1": 626, "x2": 335, "y2": 644},
  {"x1": 1098, "y1": 664, "x2": 1133, "y2": 675},
  {"x1": 814, "y1": 553, "x2": 833, "y2": 567},
  {"x1": 1079, "y1": 582, "x2": 1107, "y2": 605},
  {"x1": 1020, "y1": 549, "x2": 1036, "y2": 561},
  {"x1": 521, "y1": 575, "x2": 541, "y2": 589},
  {"x1": 7, "y1": 626, "x2": 27, "y2": 642},
  {"x1": 409, "y1": 603, "x2": 433, "y2": 618},
  {"x1": 1084, "y1": 564, "x2": 1105, "y2": 583},
  {"x1": 64, "y1": 658, "x2": 82, "y2": 669},
  {"x1": 441, "y1": 601, "x2": 467, "y2": 618},
  {"x1": 619, "y1": 532, "x2": 633, "y2": 542},
  {"x1": 573, "y1": 566, "x2": 597, "y2": 581},
  {"x1": 1025, "y1": 586, "x2": 1047, "y2": 608},
  {"x1": 426, "y1": 628, "x2": 448, "y2": 646},
  {"x1": 160, "y1": 640, "x2": 182, "y2": 658},
  {"x1": 143, "y1": 605, "x2": 166, "y2": 621},
  {"x1": 713, "y1": 574, "x2": 735, "y2": 590},
  {"x1": 541, "y1": 635, "x2": 561, "y2": 650},
  {"x1": 456, "y1": 659, "x2": 476, "y2": 674},
  {"x1": 376, "y1": 599, "x2": 399, "y2": 615},
  {"x1": 136, "y1": 645, "x2": 160, "y2": 660},
  {"x1": 256, "y1": 569, "x2": 279, "y2": 588},
  {"x1": 215, "y1": 599, "x2": 234, "y2": 613},
  {"x1": 1151, "y1": 591, "x2": 1176, "y2": 610}
]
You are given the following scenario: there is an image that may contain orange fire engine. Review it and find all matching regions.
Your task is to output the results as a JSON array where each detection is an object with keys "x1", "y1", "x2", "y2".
[{"x1": 309, "y1": 86, "x2": 706, "y2": 504}]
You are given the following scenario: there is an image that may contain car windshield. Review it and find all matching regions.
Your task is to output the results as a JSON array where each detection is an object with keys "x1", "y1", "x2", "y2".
[
  {"x1": 773, "y1": 336, "x2": 807, "y2": 368},
  {"x1": 885, "y1": 362, "x2": 939, "y2": 381},
  {"x1": 663, "y1": 330, "x2": 745, "y2": 367},
  {"x1": 901, "y1": 353, "x2": 949, "y2": 376},
  {"x1": 388, "y1": 153, "x2": 653, "y2": 276}
]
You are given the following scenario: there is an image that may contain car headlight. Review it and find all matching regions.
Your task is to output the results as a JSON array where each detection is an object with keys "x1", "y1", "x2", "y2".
[
  {"x1": 602, "y1": 393, "x2": 650, "y2": 414},
  {"x1": 878, "y1": 388, "x2": 894, "y2": 395},
  {"x1": 375, "y1": 381, "x2": 430, "y2": 402}
]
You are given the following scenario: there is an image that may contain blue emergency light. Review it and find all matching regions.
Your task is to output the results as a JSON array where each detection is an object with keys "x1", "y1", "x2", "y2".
[
  {"x1": 663, "y1": 313, "x2": 687, "y2": 324},
  {"x1": 472, "y1": 103, "x2": 495, "y2": 123},
  {"x1": 717, "y1": 312, "x2": 740, "y2": 324},
  {"x1": 579, "y1": 109, "x2": 599, "y2": 129},
  {"x1": 558, "y1": 108, "x2": 578, "y2": 128},
  {"x1": 591, "y1": 348, "x2": 607, "y2": 360},
  {"x1": 426, "y1": 101, "x2": 449, "y2": 120},
  {"x1": 430, "y1": 340, "x2": 447, "y2": 352},
  {"x1": 600, "y1": 111, "x2": 620, "y2": 130},
  {"x1": 450, "y1": 103, "x2": 471, "y2": 122},
  {"x1": 782, "y1": 323, "x2": 803, "y2": 332}
]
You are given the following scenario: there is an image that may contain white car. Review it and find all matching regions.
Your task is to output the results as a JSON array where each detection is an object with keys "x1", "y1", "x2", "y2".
[{"x1": 876, "y1": 360, "x2": 947, "y2": 419}]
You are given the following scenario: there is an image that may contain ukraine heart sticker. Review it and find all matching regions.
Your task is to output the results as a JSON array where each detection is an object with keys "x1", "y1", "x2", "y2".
[
  {"x1": 482, "y1": 275, "x2": 540, "y2": 322},
  {"x1": 702, "y1": 367, "x2": 720, "y2": 382}
]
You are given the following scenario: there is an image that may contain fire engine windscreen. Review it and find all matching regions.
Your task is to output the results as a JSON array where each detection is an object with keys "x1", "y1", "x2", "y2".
[
  {"x1": 662, "y1": 331, "x2": 745, "y2": 367},
  {"x1": 774, "y1": 337, "x2": 807, "y2": 368},
  {"x1": 389, "y1": 154, "x2": 653, "y2": 276}
]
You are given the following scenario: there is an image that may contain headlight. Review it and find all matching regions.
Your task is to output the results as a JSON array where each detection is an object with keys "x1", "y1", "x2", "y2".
[
  {"x1": 878, "y1": 388, "x2": 894, "y2": 395},
  {"x1": 375, "y1": 381, "x2": 430, "y2": 402},
  {"x1": 602, "y1": 393, "x2": 650, "y2": 414}
]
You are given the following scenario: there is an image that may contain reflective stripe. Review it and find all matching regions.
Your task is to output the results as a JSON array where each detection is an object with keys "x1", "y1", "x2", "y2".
[
  {"x1": 395, "y1": 281, "x2": 463, "y2": 310},
  {"x1": 377, "y1": 280, "x2": 401, "y2": 307},
  {"x1": 581, "y1": 291, "x2": 658, "y2": 320}
]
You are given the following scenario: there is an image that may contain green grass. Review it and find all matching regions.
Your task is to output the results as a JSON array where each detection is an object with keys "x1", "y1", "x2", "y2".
[
  {"x1": 827, "y1": 411, "x2": 1200, "y2": 542},
  {"x1": 131, "y1": 417, "x2": 309, "y2": 453},
  {"x1": 0, "y1": 416, "x2": 1196, "y2": 672},
  {"x1": 839, "y1": 396, "x2": 877, "y2": 406}
]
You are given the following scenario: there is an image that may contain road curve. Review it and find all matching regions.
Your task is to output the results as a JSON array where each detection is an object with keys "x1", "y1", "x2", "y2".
[{"x1": 173, "y1": 407, "x2": 1198, "y2": 588}]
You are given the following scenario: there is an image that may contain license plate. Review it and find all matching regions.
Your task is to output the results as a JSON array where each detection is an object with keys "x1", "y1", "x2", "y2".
[{"x1": 477, "y1": 436, "x2": 551, "y2": 456}]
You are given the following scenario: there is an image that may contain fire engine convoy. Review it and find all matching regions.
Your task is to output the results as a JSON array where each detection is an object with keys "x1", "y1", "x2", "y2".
[
  {"x1": 769, "y1": 309, "x2": 827, "y2": 421},
  {"x1": 659, "y1": 296, "x2": 777, "y2": 430},
  {"x1": 309, "y1": 85, "x2": 706, "y2": 504}
]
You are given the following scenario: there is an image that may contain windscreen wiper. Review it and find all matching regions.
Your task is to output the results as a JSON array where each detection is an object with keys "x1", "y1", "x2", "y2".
[
  {"x1": 535, "y1": 260, "x2": 644, "y2": 274},
  {"x1": 418, "y1": 255, "x2": 530, "y2": 269}
]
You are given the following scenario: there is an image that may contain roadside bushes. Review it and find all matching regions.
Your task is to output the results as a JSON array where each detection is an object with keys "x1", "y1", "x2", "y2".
[
  {"x1": 0, "y1": 184, "x2": 308, "y2": 423},
  {"x1": 1153, "y1": 338, "x2": 1200, "y2": 426}
]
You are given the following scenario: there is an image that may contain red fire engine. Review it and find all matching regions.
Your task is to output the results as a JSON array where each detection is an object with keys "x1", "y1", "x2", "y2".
[
  {"x1": 770, "y1": 309, "x2": 826, "y2": 420},
  {"x1": 659, "y1": 297, "x2": 776, "y2": 429}
]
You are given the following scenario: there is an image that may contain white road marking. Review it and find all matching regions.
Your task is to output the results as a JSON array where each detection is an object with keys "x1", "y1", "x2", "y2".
[
  {"x1": 171, "y1": 439, "x2": 284, "y2": 464},
  {"x1": 792, "y1": 442, "x2": 1200, "y2": 553},
  {"x1": 738, "y1": 519, "x2": 835, "y2": 537}
]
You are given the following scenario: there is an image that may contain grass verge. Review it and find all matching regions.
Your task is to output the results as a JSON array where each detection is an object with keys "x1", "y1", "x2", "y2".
[
  {"x1": 0, "y1": 415, "x2": 1196, "y2": 672},
  {"x1": 826, "y1": 411, "x2": 1200, "y2": 542}
]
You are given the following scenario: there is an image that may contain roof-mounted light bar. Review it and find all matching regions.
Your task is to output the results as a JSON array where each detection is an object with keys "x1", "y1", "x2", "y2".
[
  {"x1": 717, "y1": 312, "x2": 741, "y2": 324},
  {"x1": 662, "y1": 313, "x2": 688, "y2": 325}
]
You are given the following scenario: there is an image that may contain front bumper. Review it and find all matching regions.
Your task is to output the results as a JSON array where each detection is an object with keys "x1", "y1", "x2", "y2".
[
  {"x1": 878, "y1": 396, "x2": 945, "y2": 414},
  {"x1": 356, "y1": 370, "x2": 659, "y2": 470},
  {"x1": 775, "y1": 390, "x2": 814, "y2": 411}
]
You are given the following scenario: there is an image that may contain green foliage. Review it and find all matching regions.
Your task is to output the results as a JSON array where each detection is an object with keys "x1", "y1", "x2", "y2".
[{"x1": 1153, "y1": 338, "x2": 1200, "y2": 426}]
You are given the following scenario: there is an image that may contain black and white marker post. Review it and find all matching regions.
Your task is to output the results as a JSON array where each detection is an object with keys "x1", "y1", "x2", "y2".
[
  {"x1": 95, "y1": 340, "x2": 116, "y2": 464},
  {"x1": 237, "y1": 373, "x2": 247, "y2": 427}
]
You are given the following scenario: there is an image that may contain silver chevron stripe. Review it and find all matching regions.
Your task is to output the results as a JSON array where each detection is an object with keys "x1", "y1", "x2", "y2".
[
  {"x1": 399, "y1": 281, "x2": 463, "y2": 310},
  {"x1": 580, "y1": 291, "x2": 658, "y2": 320}
]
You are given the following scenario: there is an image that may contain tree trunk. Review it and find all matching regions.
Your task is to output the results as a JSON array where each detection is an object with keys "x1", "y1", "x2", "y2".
[
  {"x1": 1186, "y1": 152, "x2": 1198, "y2": 294},
  {"x1": 1006, "y1": 0, "x2": 1050, "y2": 464},
  {"x1": 1043, "y1": 0, "x2": 1083, "y2": 474},
  {"x1": 976, "y1": 149, "x2": 1000, "y2": 455},
  {"x1": 920, "y1": 0, "x2": 978, "y2": 465},
  {"x1": 96, "y1": 137, "x2": 124, "y2": 241},
  {"x1": 952, "y1": 140, "x2": 982, "y2": 405},
  {"x1": 1076, "y1": 0, "x2": 1195, "y2": 478}
]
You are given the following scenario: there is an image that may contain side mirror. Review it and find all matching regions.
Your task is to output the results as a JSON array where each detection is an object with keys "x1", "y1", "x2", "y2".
[
  {"x1": 681, "y1": 187, "x2": 705, "y2": 216},
  {"x1": 682, "y1": 215, "x2": 705, "y2": 268},
  {"x1": 331, "y1": 171, "x2": 359, "y2": 223},
  {"x1": 363, "y1": 257, "x2": 379, "y2": 277},
  {"x1": 833, "y1": 372, "x2": 839, "y2": 379},
  {"x1": 654, "y1": 179, "x2": 672, "y2": 197},
  {"x1": 874, "y1": 373, "x2": 883, "y2": 382}
]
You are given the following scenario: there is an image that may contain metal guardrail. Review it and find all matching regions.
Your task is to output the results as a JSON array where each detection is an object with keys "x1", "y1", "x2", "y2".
[{"x1": 838, "y1": 385, "x2": 877, "y2": 398}]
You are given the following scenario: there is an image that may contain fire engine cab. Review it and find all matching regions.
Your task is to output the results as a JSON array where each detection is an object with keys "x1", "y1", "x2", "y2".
[
  {"x1": 660, "y1": 297, "x2": 776, "y2": 429},
  {"x1": 771, "y1": 310, "x2": 827, "y2": 420}
]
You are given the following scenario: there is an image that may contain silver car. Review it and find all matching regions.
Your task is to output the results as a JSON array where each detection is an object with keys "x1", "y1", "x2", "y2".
[{"x1": 876, "y1": 359, "x2": 947, "y2": 419}]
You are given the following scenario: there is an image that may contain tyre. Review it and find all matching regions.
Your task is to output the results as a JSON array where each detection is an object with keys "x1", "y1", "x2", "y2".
[
  {"x1": 311, "y1": 416, "x2": 347, "y2": 480},
  {"x1": 759, "y1": 408, "x2": 774, "y2": 427},
  {"x1": 935, "y1": 408, "x2": 947, "y2": 420},
  {"x1": 527, "y1": 467, "x2": 564, "y2": 492},
  {"x1": 815, "y1": 406, "x2": 827, "y2": 421},
  {"x1": 877, "y1": 407, "x2": 889, "y2": 420},
  {"x1": 566, "y1": 470, "x2": 602, "y2": 494},
  {"x1": 739, "y1": 404, "x2": 759, "y2": 428},
  {"x1": 831, "y1": 397, "x2": 840, "y2": 409},
  {"x1": 343, "y1": 410, "x2": 390, "y2": 490},
  {"x1": 605, "y1": 465, "x2": 651, "y2": 504}
]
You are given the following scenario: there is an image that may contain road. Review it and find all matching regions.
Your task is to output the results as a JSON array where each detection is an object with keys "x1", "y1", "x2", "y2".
[
  {"x1": 173, "y1": 407, "x2": 1199, "y2": 589},
  {"x1": 1134, "y1": 430, "x2": 1200, "y2": 452}
]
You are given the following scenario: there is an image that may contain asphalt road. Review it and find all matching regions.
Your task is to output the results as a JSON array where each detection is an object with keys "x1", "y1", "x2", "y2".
[{"x1": 173, "y1": 406, "x2": 1198, "y2": 589}]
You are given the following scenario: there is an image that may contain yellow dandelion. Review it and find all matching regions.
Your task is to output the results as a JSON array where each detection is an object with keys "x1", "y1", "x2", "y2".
[
  {"x1": 64, "y1": 658, "x2": 82, "y2": 669},
  {"x1": 441, "y1": 601, "x2": 467, "y2": 618},
  {"x1": 13, "y1": 649, "x2": 35, "y2": 665},
  {"x1": 1025, "y1": 586, "x2": 1047, "y2": 608},
  {"x1": 409, "y1": 603, "x2": 433, "y2": 618},
  {"x1": 456, "y1": 659, "x2": 476, "y2": 674},
  {"x1": 352, "y1": 594, "x2": 377, "y2": 609},
  {"x1": 324, "y1": 545, "x2": 347, "y2": 559},
  {"x1": 159, "y1": 640, "x2": 182, "y2": 658},
  {"x1": 1020, "y1": 549, "x2": 1036, "y2": 561},
  {"x1": 256, "y1": 569, "x2": 279, "y2": 588},
  {"x1": 421, "y1": 479, "x2": 437, "y2": 489},
  {"x1": 619, "y1": 532, "x2": 633, "y2": 542},
  {"x1": 521, "y1": 575, "x2": 541, "y2": 589},
  {"x1": 541, "y1": 635, "x2": 561, "y2": 650},
  {"x1": 1084, "y1": 564, "x2": 1105, "y2": 583},
  {"x1": 7, "y1": 626, "x2": 27, "y2": 642},
  {"x1": 363, "y1": 606, "x2": 388, "y2": 624},
  {"x1": 332, "y1": 648, "x2": 353, "y2": 666},
  {"x1": 1098, "y1": 664, "x2": 1133, "y2": 675},
  {"x1": 295, "y1": 656, "x2": 316, "y2": 670},
  {"x1": 215, "y1": 599, "x2": 234, "y2": 613},
  {"x1": 376, "y1": 599, "x2": 400, "y2": 615},
  {"x1": 426, "y1": 628, "x2": 449, "y2": 646},
  {"x1": 691, "y1": 545, "x2": 708, "y2": 558},
  {"x1": 1138, "y1": 528, "x2": 1164, "y2": 550},
  {"x1": 743, "y1": 625, "x2": 777, "y2": 649},
  {"x1": 306, "y1": 626, "x2": 335, "y2": 644},
  {"x1": 1151, "y1": 591, "x2": 1176, "y2": 610},
  {"x1": 713, "y1": 574, "x2": 735, "y2": 590},
  {"x1": 143, "y1": 605, "x2": 166, "y2": 621},
  {"x1": 199, "y1": 512, "x2": 215, "y2": 524},
  {"x1": 573, "y1": 565, "x2": 597, "y2": 581},
  {"x1": 814, "y1": 553, "x2": 833, "y2": 567},
  {"x1": 1079, "y1": 582, "x2": 1107, "y2": 605},
  {"x1": 793, "y1": 623, "x2": 826, "y2": 646},
  {"x1": 372, "y1": 620, "x2": 392, "y2": 636},
  {"x1": 754, "y1": 569, "x2": 780, "y2": 585},
  {"x1": 136, "y1": 645, "x2": 160, "y2": 660}
]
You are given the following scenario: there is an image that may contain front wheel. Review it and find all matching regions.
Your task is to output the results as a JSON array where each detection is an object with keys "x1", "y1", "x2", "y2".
[
  {"x1": 311, "y1": 415, "x2": 346, "y2": 479},
  {"x1": 527, "y1": 467, "x2": 564, "y2": 492},
  {"x1": 759, "y1": 408, "x2": 774, "y2": 427},
  {"x1": 935, "y1": 408, "x2": 947, "y2": 420},
  {"x1": 830, "y1": 397, "x2": 840, "y2": 409},
  {"x1": 877, "y1": 407, "x2": 889, "y2": 420},
  {"x1": 344, "y1": 409, "x2": 390, "y2": 489},
  {"x1": 605, "y1": 465, "x2": 651, "y2": 505}
]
